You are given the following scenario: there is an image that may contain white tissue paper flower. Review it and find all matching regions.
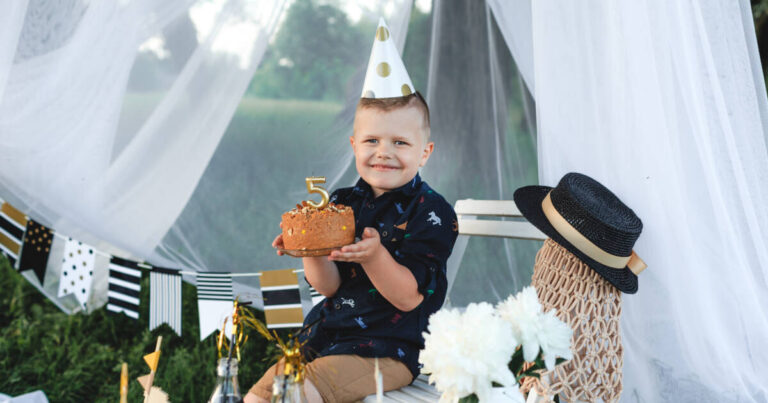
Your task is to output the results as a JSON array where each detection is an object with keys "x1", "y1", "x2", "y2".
[
  {"x1": 496, "y1": 286, "x2": 543, "y2": 362},
  {"x1": 537, "y1": 309, "x2": 573, "y2": 370},
  {"x1": 420, "y1": 303, "x2": 518, "y2": 403}
]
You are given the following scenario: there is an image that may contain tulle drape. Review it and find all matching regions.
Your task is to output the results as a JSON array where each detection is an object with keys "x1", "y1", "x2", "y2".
[{"x1": 531, "y1": 0, "x2": 768, "y2": 400}]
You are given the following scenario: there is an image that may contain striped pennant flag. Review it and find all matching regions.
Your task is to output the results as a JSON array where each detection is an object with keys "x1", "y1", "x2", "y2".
[
  {"x1": 309, "y1": 285, "x2": 324, "y2": 306},
  {"x1": 107, "y1": 256, "x2": 143, "y2": 320},
  {"x1": 18, "y1": 219, "x2": 53, "y2": 284},
  {"x1": 196, "y1": 272, "x2": 234, "y2": 340},
  {"x1": 0, "y1": 202, "x2": 27, "y2": 269},
  {"x1": 149, "y1": 267, "x2": 182, "y2": 336},
  {"x1": 260, "y1": 268, "x2": 303, "y2": 329}
]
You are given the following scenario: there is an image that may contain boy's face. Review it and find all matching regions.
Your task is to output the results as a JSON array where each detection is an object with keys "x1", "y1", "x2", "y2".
[{"x1": 351, "y1": 105, "x2": 434, "y2": 198}]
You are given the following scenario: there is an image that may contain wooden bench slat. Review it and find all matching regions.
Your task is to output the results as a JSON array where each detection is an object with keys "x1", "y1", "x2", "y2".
[
  {"x1": 454, "y1": 199, "x2": 524, "y2": 217},
  {"x1": 457, "y1": 218, "x2": 546, "y2": 241}
]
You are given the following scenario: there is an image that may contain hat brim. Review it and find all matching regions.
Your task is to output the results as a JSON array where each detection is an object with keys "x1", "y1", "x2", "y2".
[{"x1": 513, "y1": 185, "x2": 638, "y2": 294}]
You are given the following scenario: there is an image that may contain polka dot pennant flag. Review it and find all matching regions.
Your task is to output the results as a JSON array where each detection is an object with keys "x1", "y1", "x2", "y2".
[
  {"x1": 18, "y1": 219, "x2": 53, "y2": 284},
  {"x1": 360, "y1": 17, "x2": 415, "y2": 99},
  {"x1": 57, "y1": 238, "x2": 96, "y2": 311}
]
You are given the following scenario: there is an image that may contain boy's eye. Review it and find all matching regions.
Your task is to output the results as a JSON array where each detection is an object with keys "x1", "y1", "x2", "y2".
[
  {"x1": 395, "y1": 140, "x2": 409, "y2": 146},
  {"x1": 365, "y1": 139, "x2": 378, "y2": 144}
]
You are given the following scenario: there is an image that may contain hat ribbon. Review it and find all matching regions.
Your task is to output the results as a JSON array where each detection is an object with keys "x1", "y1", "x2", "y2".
[{"x1": 542, "y1": 192, "x2": 646, "y2": 275}]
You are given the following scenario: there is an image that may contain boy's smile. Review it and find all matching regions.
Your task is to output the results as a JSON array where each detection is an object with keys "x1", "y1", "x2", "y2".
[{"x1": 351, "y1": 105, "x2": 434, "y2": 198}]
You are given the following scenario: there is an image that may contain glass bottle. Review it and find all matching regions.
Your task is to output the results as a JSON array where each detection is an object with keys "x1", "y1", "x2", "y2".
[
  {"x1": 270, "y1": 374, "x2": 308, "y2": 403},
  {"x1": 208, "y1": 357, "x2": 242, "y2": 403}
]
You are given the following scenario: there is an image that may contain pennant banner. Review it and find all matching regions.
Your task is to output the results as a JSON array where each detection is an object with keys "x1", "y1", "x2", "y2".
[
  {"x1": 261, "y1": 269, "x2": 303, "y2": 329},
  {"x1": 196, "y1": 272, "x2": 234, "y2": 340},
  {"x1": 0, "y1": 202, "x2": 27, "y2": 268},
  {"x1": 57, "y1": 238, "x2": 96, "y2": 311},
  {"x1": 18, "y1": 219, "x2": 53, "y2": 284},
  {"x1": 107, "y1": 256, "x2": 143, "y2": 319},
  {"x1": 309, "y1": 285, "x2": 324, "y2": 306},
  {"x1": 150, "y1": 267, "x2": 182, "y2": 335}
]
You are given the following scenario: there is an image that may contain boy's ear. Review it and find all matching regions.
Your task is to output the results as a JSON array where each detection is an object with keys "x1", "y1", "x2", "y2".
[
  {"x1": 350, "y1": 136, "x2": 355, "y2": 147},
  {"x1": 420, "y1": 141, "x2": 435, "y2": 167}
]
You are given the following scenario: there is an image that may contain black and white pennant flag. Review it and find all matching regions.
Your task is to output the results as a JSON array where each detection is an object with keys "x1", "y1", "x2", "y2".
[
  {"x1": 57, "y1": 238, "x2": 95, "y2": 311},
  {"x1": 18, "y1": 219, "x2": 53, "y2": 284},
  {"x1": 309, "y1": 285, "x2": 324, "y2": 306},
  {"x1": 261, "y1": 269, "x2": 303, "y2": 329},
  {"x1": 150, "y1": 267, "x2": 182, "y2": 336},
  {"x1": 106, "y1": 256, "x2": 143, "y2": 320},
  {"x1": 197, "y1": 272, "x2": 234, "y2": 341},
  {"x1": 0, "y1": 202, "x2": 27, "y2": 269}
]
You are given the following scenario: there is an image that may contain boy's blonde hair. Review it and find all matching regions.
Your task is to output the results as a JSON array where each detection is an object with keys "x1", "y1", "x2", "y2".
[{"x1": 355, "y1": 92, "x2": 431, "y2": 141}]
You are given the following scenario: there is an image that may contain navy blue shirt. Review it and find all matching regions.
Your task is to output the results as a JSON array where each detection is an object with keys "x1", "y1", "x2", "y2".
[{"x1": 300, "y1": 174, "x2": 458, "y2": 380}]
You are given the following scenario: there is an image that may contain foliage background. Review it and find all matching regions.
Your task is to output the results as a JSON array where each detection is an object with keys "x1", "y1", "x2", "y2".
[{"x1": 2, "y1": 0, "x2": 768, "y2": 401}]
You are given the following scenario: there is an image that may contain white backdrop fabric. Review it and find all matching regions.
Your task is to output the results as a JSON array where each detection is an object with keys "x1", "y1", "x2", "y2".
[
  {"x1": 529, "y1": 0, "x2": 768, "y2": 401},
  {"x1": 0, "y1": 0, "x2": 284, "y2": 264},
  {"x1": 2, "y1": 0, "x2": 767, "y2": 400}
]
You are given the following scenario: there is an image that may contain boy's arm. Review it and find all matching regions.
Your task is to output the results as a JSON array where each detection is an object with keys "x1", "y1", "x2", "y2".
[
  {"x1": 302, "y1": 256, "x2": 341, "y2": 297},
  {"x1": 273, "y1": 234, "x2": 341, "y2": 297},
  {"x1": 329, "y1": 228, "x2": 423, "y2": 312}
]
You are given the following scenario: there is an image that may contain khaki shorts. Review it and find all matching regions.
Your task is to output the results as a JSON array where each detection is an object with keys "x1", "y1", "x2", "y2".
[{"x1": 248, "y1": 355, "x2": 412, "y2": 403}]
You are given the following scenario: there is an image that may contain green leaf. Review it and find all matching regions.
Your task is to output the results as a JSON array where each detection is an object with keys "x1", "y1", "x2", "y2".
[
  {"x1": 458, "y1": 393, "x2": 480, "y2": 403},
  {"x1": 509, "y1": 347, "x2": 525, "y2": 374}
]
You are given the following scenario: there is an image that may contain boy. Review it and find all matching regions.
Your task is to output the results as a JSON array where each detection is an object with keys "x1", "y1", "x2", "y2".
[{"x1": 246, "y1": 19, "x2": 457, "y2": 403}]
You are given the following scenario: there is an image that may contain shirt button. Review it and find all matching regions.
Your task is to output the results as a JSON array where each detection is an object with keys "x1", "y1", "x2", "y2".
[
  {"x1": 382, "y1": 231, "x2": 388, "y2": 237},
  {"x1": 367, "y1": 203, "x2": 374, "y2": 209},
  {"x1": 334, "y1": 303, "x2": 341, "y2": 310}
]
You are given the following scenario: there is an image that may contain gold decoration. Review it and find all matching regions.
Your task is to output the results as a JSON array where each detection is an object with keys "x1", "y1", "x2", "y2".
[
  {"x1": 401, "y1": 84, "x2": 412, "y2": 96},
  {"x1": 376, "y1": 26, "x2": 390, "y2": 41},
  {"x1": 376, "y1": 62, "x2": 391, "y2": 77},
  {"x1": 305, "y1": 177, "x2": 329, "y2": 209},
  {"x1": 120, "y1": 363, "x2": 128, "y2": 403},
  {"x1": 137, "y1": 336, "x2": 164, "y2": 403}
]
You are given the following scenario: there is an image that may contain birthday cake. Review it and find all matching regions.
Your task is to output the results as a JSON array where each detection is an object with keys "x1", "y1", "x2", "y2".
[{"x1": 281, "y1": 202, "x2": 355, "y2": 251}]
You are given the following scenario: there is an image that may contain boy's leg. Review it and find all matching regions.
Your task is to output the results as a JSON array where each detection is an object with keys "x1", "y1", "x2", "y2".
[
  {"x1": 245, "y1": 355, "x2": 411, "y2": 403},
  {"x1": 305, "y1": 355, "x2": 412, "y2": 403}
]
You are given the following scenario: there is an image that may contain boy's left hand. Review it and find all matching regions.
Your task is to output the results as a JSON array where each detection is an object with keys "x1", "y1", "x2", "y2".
[{"x1": 329, "y1": 227, "x2": 383, "y2": 264}]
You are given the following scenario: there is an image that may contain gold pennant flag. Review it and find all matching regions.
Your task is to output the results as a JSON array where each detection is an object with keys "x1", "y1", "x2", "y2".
[
  {"x1": 143, "y1": 351, "x2": 161, "y2": 372},
  {"x1": 260, "y1": 269, "x2": 303, "y2": 329}
]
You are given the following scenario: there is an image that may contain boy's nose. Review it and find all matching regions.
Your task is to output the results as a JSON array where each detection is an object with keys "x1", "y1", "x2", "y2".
[{"x1": 375, "y1": 145, "x2": 393, "y2": 158}]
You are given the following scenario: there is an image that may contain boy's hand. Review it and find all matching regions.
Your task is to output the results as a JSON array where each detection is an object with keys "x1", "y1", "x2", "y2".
[
  {"x1": 329, "y1": 228, "x2": 384, "y2": 264},
  {"x1": 272, "y1": 234, "x2": 285, "y2": 256}
]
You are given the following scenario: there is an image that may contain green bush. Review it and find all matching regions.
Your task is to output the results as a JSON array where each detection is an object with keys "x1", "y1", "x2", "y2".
[{"x1": 0, "y1": 256, "x2": 280, "y2": 402}]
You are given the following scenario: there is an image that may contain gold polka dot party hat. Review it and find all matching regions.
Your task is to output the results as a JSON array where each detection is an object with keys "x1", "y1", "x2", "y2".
[{"x1": 360, "y1": 18, "x2": 415, "y2": 99}]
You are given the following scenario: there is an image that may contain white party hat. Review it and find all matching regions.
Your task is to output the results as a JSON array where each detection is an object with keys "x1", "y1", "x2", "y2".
[{"x1": 360, "y1": 18, "x2": 415, "y2": 99}]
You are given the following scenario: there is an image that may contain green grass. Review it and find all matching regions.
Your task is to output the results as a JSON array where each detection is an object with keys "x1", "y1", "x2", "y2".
[{"x1": 0, "y1": 256, "x2": 281, "y2": 402}]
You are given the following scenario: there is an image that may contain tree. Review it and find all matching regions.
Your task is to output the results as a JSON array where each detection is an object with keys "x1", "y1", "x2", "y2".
[{"x1": 248, "y1": 0, "x2": 368, "y2": 101}]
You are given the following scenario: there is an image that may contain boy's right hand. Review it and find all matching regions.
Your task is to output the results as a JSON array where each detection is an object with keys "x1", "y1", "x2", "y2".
[{"x1": 272, "y1": 234, "x2": 285, "y2": 256}]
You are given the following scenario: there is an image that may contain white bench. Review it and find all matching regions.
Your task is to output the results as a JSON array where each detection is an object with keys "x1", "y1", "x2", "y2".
[{"x1": 364, "y1": 199, "x2": 546, "y2": 402}]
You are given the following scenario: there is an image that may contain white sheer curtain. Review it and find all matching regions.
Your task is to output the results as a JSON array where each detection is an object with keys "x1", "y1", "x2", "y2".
[
  {"x1": 0, "y1": 0, "x2": 284, "y2": 258},
  {"x1": 0, "y1": 0, "x2": 286, "y2": 309},
  {"x1": 530, "y1": 0, "x2": 768, "y2": 400}
]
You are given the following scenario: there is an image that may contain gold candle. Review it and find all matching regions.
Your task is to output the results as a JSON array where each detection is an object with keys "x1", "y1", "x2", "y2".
[{"x1": 305, "y1": 176, "x2": 329, "y2": 209}]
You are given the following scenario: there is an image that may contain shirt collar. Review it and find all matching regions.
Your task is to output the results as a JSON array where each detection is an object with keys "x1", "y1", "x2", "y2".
[{"x1": 352, "y1": 173, "x2": 422, "y2": 199}]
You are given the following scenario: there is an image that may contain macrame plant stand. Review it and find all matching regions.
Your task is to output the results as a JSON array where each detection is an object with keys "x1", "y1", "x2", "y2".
[{"x1": 522, "y1": 239, "x2": 623, "y2": 403}]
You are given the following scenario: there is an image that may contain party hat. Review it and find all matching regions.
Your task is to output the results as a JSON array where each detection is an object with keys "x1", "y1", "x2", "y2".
[{"x1": 360, "y1": 18, "x2": 415, "y2": 99}]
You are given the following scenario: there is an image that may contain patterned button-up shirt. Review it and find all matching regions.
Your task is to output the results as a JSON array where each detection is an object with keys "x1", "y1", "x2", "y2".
[{"x1": 300, "y1": 174, "x2": 458, "y2": 380}]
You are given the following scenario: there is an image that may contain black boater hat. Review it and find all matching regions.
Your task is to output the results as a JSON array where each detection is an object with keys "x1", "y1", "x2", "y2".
[{"x1": 514, "y1": 172, "x2": 646, "y2": 294}]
